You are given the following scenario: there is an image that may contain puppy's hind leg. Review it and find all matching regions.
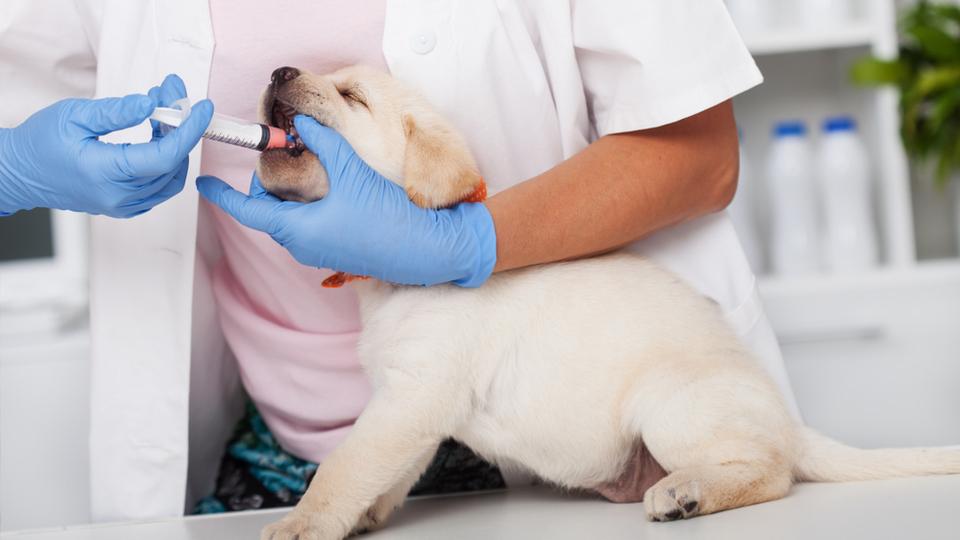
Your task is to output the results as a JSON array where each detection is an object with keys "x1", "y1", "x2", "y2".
[
  {"x1": 631, "y1": 367, "x2": 797, "y2": 521},
  {"x1": 644, "y1": 461, "x2": 792, "y2": 521}
]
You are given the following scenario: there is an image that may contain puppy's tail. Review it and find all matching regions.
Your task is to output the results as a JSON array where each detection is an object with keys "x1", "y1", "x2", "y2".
[{"x1": 793, "y1": 426, "x2": 960, "y2": 482}]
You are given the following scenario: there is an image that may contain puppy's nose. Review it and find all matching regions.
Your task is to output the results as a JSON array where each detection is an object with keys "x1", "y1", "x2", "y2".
[{"x1": 271, "y1": 66, "x2": 300, "y2": 86}]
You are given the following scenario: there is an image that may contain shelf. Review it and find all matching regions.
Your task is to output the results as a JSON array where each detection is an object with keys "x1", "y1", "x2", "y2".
[
  {"x1": 758, "y1": 260, "x2": 960, "y2": 300},
  {"x1": 758, "y1": 260, "x2": 960, "y2": 346},
  {"x1": 0, "y1": 321, "x2": 89, "y2": 361},
  {"x1": 744, "y1": 23, "x2": 875, "y2": 56}
]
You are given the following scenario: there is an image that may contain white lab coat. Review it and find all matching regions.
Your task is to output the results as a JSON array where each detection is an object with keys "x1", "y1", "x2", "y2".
[{"x1": 1, "y1": 0, "x2": 799, "y2": 522}]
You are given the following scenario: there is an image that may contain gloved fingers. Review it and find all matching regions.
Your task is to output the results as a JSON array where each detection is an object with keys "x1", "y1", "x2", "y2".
[
  {"x1": 292, "y1": 115, "x2": 356, "y2": 186},
  {"x1": 148, "y1": 74, "x2": 189, "y2": 139},
  {"x1": 147, "y1": 87, "x2": 163, "y2": 138},
  {"x1": 292, "y1": 114, "x2": 410, "y2": 203},
  {"x1": 119, "y1": 178, "x2": 186, "y2": 217},
  {"x1": 157, "y1": 74, "x2": 188, "y2": 102},
  {"x1": 113, "y1": 187, "x2": 180, "y2": 218},
  {"x1": 248, "y1": 173, "x2": 282, "y2": 202},
  {"x1": 249, "y1": 172, "x2": 267, "y2": 197},
  {"x1": 121, "y1": 159, "x2": 189, "y2": 209},
  {"x1": 92, "y1": 161, "x2": 181, "y2": 217},
  {"x1": 197, "y1": 175, "x2": 290, "y2": 234},
  {"x1": 71, "y1": 94, "x2": 157, "y2": 136},
  {"x1": 119, "y1": 99, "x2": 213, "y2": 178}
]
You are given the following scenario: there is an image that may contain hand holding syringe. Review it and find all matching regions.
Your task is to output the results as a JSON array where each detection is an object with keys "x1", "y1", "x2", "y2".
[{"x1": 150, "y1": 98, "x2": 297, "y2": 152}]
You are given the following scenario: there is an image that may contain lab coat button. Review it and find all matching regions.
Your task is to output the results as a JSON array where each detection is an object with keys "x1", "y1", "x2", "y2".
[{"x1": 410, "y1": 31, "x2": 437, "y2": 54}]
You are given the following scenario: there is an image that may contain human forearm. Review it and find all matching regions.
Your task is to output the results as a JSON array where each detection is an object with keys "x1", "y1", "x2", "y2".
[
  {"x1": 484, "y1": 100, "x2": 740, "y2": 273},
  {"x1": 202, "y1": 103, "x2": 738, "y2": 289}
]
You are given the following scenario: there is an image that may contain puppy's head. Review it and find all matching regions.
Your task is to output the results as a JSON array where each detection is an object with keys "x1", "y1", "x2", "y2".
[{"x1": 257, "y1": 65, "x2": 482, "y2": 208}]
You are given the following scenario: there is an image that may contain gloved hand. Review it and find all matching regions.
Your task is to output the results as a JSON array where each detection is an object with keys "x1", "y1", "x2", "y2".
[
  {"x1": 197, "y1": 115, "x2": 497, "y2": 288},
  {"x1": 0, "y1": 74, "x2": 213, "y2": 217}
]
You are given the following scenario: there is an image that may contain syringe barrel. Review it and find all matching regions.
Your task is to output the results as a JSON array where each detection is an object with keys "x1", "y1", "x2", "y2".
[
  {"x1": 205, "y1": 114, "x2": 270, "y2": 150},
  {"x1": 149, "y1": 107, "x2": 287, "y2": 151}
]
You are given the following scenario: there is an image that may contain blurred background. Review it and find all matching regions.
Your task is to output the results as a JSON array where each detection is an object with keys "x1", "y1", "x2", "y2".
[{"x1": 2, "y1": 0, "x2": 960, "y2": 532}]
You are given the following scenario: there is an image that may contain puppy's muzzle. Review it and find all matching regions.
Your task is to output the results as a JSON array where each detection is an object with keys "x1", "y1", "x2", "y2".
[
  {"x1": 271, "y1": 66, "x2": 301, "y2": 86},
  {"x1": 267, "y1": 66, "x2": 307, "y2": 156}
]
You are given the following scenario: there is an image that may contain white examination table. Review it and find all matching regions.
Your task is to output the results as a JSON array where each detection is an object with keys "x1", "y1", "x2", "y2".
[{"x1": 3, "y1": 476, "x2": 958, "y2": 540}]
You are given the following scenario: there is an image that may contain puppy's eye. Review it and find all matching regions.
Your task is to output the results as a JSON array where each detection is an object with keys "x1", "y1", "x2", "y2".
[{"x1": 338, "y1": 87, "x2": 368, "y2": 109}]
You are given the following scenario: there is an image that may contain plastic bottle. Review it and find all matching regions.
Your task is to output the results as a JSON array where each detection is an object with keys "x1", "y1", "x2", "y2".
[
  {"x1": 816, "y1": 116, "x2": 878, "y2": 272},
  {"x1": 728, "y1": 131, "x2": 765, "y2": 272},
  {"x1": 767, "y1": 120, "x2": 821, "y2": 276}
]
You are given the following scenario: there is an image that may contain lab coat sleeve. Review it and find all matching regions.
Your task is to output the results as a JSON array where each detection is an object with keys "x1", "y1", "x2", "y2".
[
  {"x1": 570, "y1": 0, "x2": 762, "y2": 136},
  {"x1": 0, "y1": 0, "x2": 97, "y2": 127}
]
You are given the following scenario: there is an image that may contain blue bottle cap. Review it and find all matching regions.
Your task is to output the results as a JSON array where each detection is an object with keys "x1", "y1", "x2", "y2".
[
  {"x1": 823, "y1": 116, "x2": 857, "y2": 133},
  {"x1": 773, "y1": 120, "x2": 807, "y2": 138}
]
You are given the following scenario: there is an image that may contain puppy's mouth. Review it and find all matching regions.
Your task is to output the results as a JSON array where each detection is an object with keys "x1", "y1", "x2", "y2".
[{"x1": 268, "y1": 98, "x2": 307, "y2": 157}]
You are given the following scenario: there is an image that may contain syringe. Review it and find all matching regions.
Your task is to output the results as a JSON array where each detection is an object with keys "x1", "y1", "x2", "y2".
[{"x1": 149, "y1": 99, "x2": 290, "y2": 152}]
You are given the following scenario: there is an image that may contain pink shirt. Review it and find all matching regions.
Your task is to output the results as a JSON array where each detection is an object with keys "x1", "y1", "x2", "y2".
[{"x1": 200, "y1": 0, "x2": 387, "y2": 462}]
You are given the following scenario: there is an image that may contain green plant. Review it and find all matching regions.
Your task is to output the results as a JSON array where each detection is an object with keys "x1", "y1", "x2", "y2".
[{"x1": 852, "y1": 1, "x2": 960, "y2": 186}]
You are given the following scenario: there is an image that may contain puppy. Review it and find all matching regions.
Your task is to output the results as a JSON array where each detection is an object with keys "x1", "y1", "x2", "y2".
[{"x1": 256, "y1": 65, "x2": 960, "y2": 539}]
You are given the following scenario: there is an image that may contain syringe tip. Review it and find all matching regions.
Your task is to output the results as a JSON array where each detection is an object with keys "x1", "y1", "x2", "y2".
[{"x1": 264, "y1": 125, "x2": 289, "y2": 150}]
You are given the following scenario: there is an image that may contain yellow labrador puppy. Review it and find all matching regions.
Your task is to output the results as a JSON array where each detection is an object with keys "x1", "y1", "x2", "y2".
[{"x1": 256, "y1": 65, "x2": 960, "y2": 540}]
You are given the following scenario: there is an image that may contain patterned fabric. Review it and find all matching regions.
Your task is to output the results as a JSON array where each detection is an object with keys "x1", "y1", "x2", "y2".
[{"x1": 194, "y1": 402, "x2": 505, "y2": 514}]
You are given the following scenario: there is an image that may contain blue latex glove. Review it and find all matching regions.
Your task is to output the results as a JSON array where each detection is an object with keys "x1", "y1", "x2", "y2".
[
  {"x1": 197, "y1": 115, "x2": 496, "y2": 287},
  {"x1": 0, "y1": 74, "x2": 213, "y2": 217}
]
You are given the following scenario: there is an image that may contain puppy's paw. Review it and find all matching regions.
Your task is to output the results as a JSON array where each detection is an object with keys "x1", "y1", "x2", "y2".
[
  {"x1": 261, "y1": 512, "x2": 338, "y2": 540},
  {"x1": 644, "y1": 479, "x2": 701, "y2": 522},
  {"x1": 351, "y1": 505, "x2": 392, "y2": 536}
]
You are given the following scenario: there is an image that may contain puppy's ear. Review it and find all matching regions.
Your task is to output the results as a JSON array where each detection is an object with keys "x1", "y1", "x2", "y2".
[{"x1": 402, "y1": 115, "x2": 483, "y2": 209}]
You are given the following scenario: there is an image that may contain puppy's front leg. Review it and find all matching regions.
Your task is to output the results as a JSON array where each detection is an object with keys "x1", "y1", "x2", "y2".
[
  {"x1": 351, "y1": 445, "x2": 438, "y2": 535},
  {"x1": 261, "y1": 394, "x2": 456, "y2": 540}
]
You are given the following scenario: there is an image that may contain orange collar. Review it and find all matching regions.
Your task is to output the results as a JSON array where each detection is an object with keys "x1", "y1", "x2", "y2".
[{"x1": 322, "y1": 179, "x2": 488, "y2": 288}]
